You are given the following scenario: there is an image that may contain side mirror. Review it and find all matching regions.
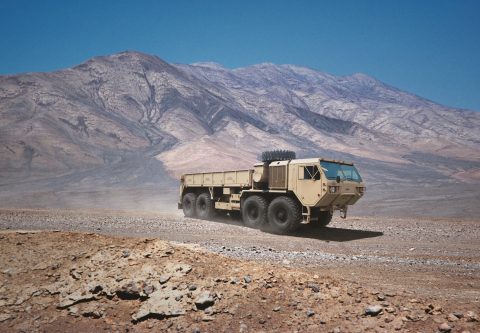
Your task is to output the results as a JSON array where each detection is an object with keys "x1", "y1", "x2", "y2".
[{"x1": 336, "y1": 176, "x2": 341, "y2": 183}]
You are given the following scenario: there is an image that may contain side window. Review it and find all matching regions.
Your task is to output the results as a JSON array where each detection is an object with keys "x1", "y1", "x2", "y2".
[
  {"x1": 298, "y1": 166, "x2": 304, "y2": 180},
  {"x1": 302, "y1": 165, "x2": 321, "y2": 180}
]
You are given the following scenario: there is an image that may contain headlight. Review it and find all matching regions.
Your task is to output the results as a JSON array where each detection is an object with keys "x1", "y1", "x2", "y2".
[
  {"x1": 359, "y1": 187, "x2": 364, "y2": 194},
  {"x1": 330, "y1": 186, "x2": 337, "y2": 193}
]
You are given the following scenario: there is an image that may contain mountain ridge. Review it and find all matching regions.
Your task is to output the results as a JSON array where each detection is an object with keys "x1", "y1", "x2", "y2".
[{"x1": 1, "y1": 50, "x2": 479, "y2": 217}]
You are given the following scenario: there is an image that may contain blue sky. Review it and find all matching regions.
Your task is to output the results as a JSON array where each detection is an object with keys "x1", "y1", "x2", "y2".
[{"x1": 1, "y1": 0, "x2": 479, "y2": 111}]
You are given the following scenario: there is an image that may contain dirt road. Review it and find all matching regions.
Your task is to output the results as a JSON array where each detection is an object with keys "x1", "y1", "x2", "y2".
[{"x1": 0, "y1": 209, "x2": 479, "y2": 332}]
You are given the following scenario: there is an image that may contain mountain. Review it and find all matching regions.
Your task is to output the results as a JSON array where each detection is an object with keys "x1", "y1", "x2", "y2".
[{"x1": 1, "y1": 51, "x2": 479, "y2": 217}]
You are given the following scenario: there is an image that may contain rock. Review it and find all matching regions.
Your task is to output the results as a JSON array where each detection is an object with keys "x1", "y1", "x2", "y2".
[
  {"x1": 377, "y1": 295, "x2": 385, "y2": 301},
  {"x1": 82, "y1": 304, "x2": 101, "y2": 318},
  {"x1": 188, "y1": 285, "x2": 197, "y2": 291},
  {"x1": 58, "y1": 291, "x2": 97, "y2": 309},
  {"x1": 425, "y1": 304, "x2": 443, "y2": 315},
  {"x1": 32, "y1": 263, "x2": 48, "y2": 270},
  {"x1": 117, "y1": 282, "x2": 141, "y2": 299},
  {"x1": 14, "y1": 297, "x2": 25, "y2": 305},
  {"x1": 122, "y1": 252, "x2": 130, "y2": 258},
  {"x1": 69, "y1": 307, "x2": 79, "y2": 315},
  {"x1": 447, "y1": 313, "x2": 459, "y2": 322},
  {"x1": 0, "y1": 314, "x2": 11, "y2": 322},
  {"x1": 311, "y1": 285, "x2": 319, "y2": 293},
  {"x1": 133, "y1": 290, "x2": 187, "y2": 321},
  {"x1": 307, "y1": 310, "x2": 315, "y2": 317},
  {"x1": 259, "y1": 319, "x2": 266, "y2": 324},
  {"x1": 24, "y1": 306, "x2": 32, "y2": 313},
  {"x1": 365, "y1": 305, "x2": 383, "y2": 316},
  {"x1": 244, "y1": 276, "x2": 251, "y2": 283},
  {"x1": 195, "y1": 291, "x2": 214, "y2": 310},
  {"x1": 202, "y1": 315, "x2": 215, "y2": 321},
  {"x1": 273, "y1": 306, "x2": 281, "y2": 312},
  {"x1": 143, "y1": 285, "x2": 155, "y2": 295},
  {"x1": 438, "y1": 322, "x2": 452, "y2": 332},
  {"x1": 465, "y1": 311, "x2": 478, "y2": 322},
  {"x1": 159, "y1": 276, "x2": 170, "y2": 284}
]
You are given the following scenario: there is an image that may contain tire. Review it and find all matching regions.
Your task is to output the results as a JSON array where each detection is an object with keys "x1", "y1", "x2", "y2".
[
  {"x1": 261, "y1": 150, "x2": 296, "y2": 163},
  {"x1": 267, "y1": 196, "x2": 301, "y2": 234},
  {"x1": 242, "y1": 196, "x2": 268, "y2": 228},
  {"x1": 309, "y1": 210, "x2": 333, "y2": 228},
  {"x1": 229, "y1": 210, "x2": 242, "y2": 220},
  {"x1": 195, "y1": 193, "x2": 215, "y2": 220},
  {"x1": 182, "y1": 193, "x2": 198, "y2": 218}
]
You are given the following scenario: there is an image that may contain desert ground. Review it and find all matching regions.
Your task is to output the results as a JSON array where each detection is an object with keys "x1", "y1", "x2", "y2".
[{"x1": 0, "y1": 208, "x2": 479, "y2": 332}]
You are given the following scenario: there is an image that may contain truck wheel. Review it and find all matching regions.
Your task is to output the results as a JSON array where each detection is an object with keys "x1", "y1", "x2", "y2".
[
  {"x1": 196, "y1": 193, "x2": 215, "y2": 220},
  {"x1": 310, "y1": 210, "x2": 333, "y2": 228},
  {"x1": 242, "y1": 196, "x2": 268, "y2": 229},
  {"x1": 182, "y1": 193, "x2": 198, "y2": 218},
  {"x1": 267, "y1": 197, "x2": 301, "y2": 234}
]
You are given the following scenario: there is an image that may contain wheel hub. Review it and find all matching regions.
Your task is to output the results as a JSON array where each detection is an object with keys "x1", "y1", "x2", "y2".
[{"x1": 276, "y1": 209, "x2": 287, "y2": 223}]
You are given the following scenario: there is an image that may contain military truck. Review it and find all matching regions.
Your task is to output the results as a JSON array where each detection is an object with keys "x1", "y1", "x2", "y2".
[{"x1": 178, "y1": 150, "x2": 365, "y2": 234}]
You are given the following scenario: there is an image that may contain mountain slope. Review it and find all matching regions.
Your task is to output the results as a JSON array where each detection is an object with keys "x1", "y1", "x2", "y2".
[{"x1": 0, "y1": 51, "x2": 479, "y2": 217}]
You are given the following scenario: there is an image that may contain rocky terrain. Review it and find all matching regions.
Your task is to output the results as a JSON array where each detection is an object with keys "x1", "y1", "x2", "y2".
[
  {"x1": 1, "y1": 209, "x2": 479, "y2": 332},
  {"x1": 1, "y1": 50, "x2": 479, "y2": 217}
]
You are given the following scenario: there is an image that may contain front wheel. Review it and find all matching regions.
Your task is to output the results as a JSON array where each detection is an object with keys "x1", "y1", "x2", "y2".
[
  {"x1": 195, "y1": 193, "x2": 215, "y2": 220},
  {"x1": 182, "y1": 193, "x2": 198, "y2": 218},
  {"x1": 267, "y1": 196, "x2": 301, "y2": 234},
  {"x1": 316, "y1": 210, "x2": 333, "y2": 228},
  {"x1": 242, "y1": 196, "x2": 268, "y2": 228}
]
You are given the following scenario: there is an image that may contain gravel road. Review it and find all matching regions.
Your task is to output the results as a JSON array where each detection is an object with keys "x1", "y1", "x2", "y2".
[{"x1": 1, "y1": 208, "x2": 479, "y2": 303}]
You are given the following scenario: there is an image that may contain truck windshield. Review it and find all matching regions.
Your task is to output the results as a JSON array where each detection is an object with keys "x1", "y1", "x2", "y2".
[{"x1": 320, "y1": 161, "x2": 362, "y2": 182}]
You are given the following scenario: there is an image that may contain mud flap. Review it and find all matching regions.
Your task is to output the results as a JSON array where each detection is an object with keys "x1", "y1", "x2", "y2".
[{"x1": 340, "y1": 206, "x2": 348, "y2": 219}]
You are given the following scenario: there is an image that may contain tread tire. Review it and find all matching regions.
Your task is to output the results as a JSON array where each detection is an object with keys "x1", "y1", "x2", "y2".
[
  {"x1": 196, "y1": 193, "x2": 215, "y2": 220},
  {"x1": 267, "y1": 196, "x2": 301, "y2": 234},
  {"x1": 310, "y1": 210, "x2": 333, "y2": 228},
  {"x1": 182, "y1": 193, "x2": 198, "y2": 218},
  {"x1": 242, "y1": 196, "x2": 268, "y2": 229},
  {"x1": 261, "y1": 150, "x2": 296, "y2": 163}
]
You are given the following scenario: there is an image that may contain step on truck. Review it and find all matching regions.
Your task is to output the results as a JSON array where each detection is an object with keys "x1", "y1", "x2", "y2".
[{"x1": 178, "y1": 150, "x2": 366, "y2": 234}]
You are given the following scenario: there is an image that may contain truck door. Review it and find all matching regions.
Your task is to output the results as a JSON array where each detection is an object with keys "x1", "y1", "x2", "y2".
[{"x1": 294, "y1": 164, "x2": 322, "y2": 206}]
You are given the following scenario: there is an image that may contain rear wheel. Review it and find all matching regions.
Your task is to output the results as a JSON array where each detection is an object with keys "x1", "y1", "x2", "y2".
[
  {"x1": 196, "y1": 193, "x2": 215, "y2": 220},
  {"x1": 267, "y1": 196, "x2": 301, "y2": 234},
  {"x1": 182, "y1": 193, "x2": 198, "y2": 218},
  {"x1": 242, "y1": 196, "x2": 268, "y2": 228}
]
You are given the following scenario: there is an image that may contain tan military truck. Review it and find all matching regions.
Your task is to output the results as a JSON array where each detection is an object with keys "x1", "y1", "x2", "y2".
[{"x1": 178, "y1": 150, "x2": 365, "y2": 234}]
